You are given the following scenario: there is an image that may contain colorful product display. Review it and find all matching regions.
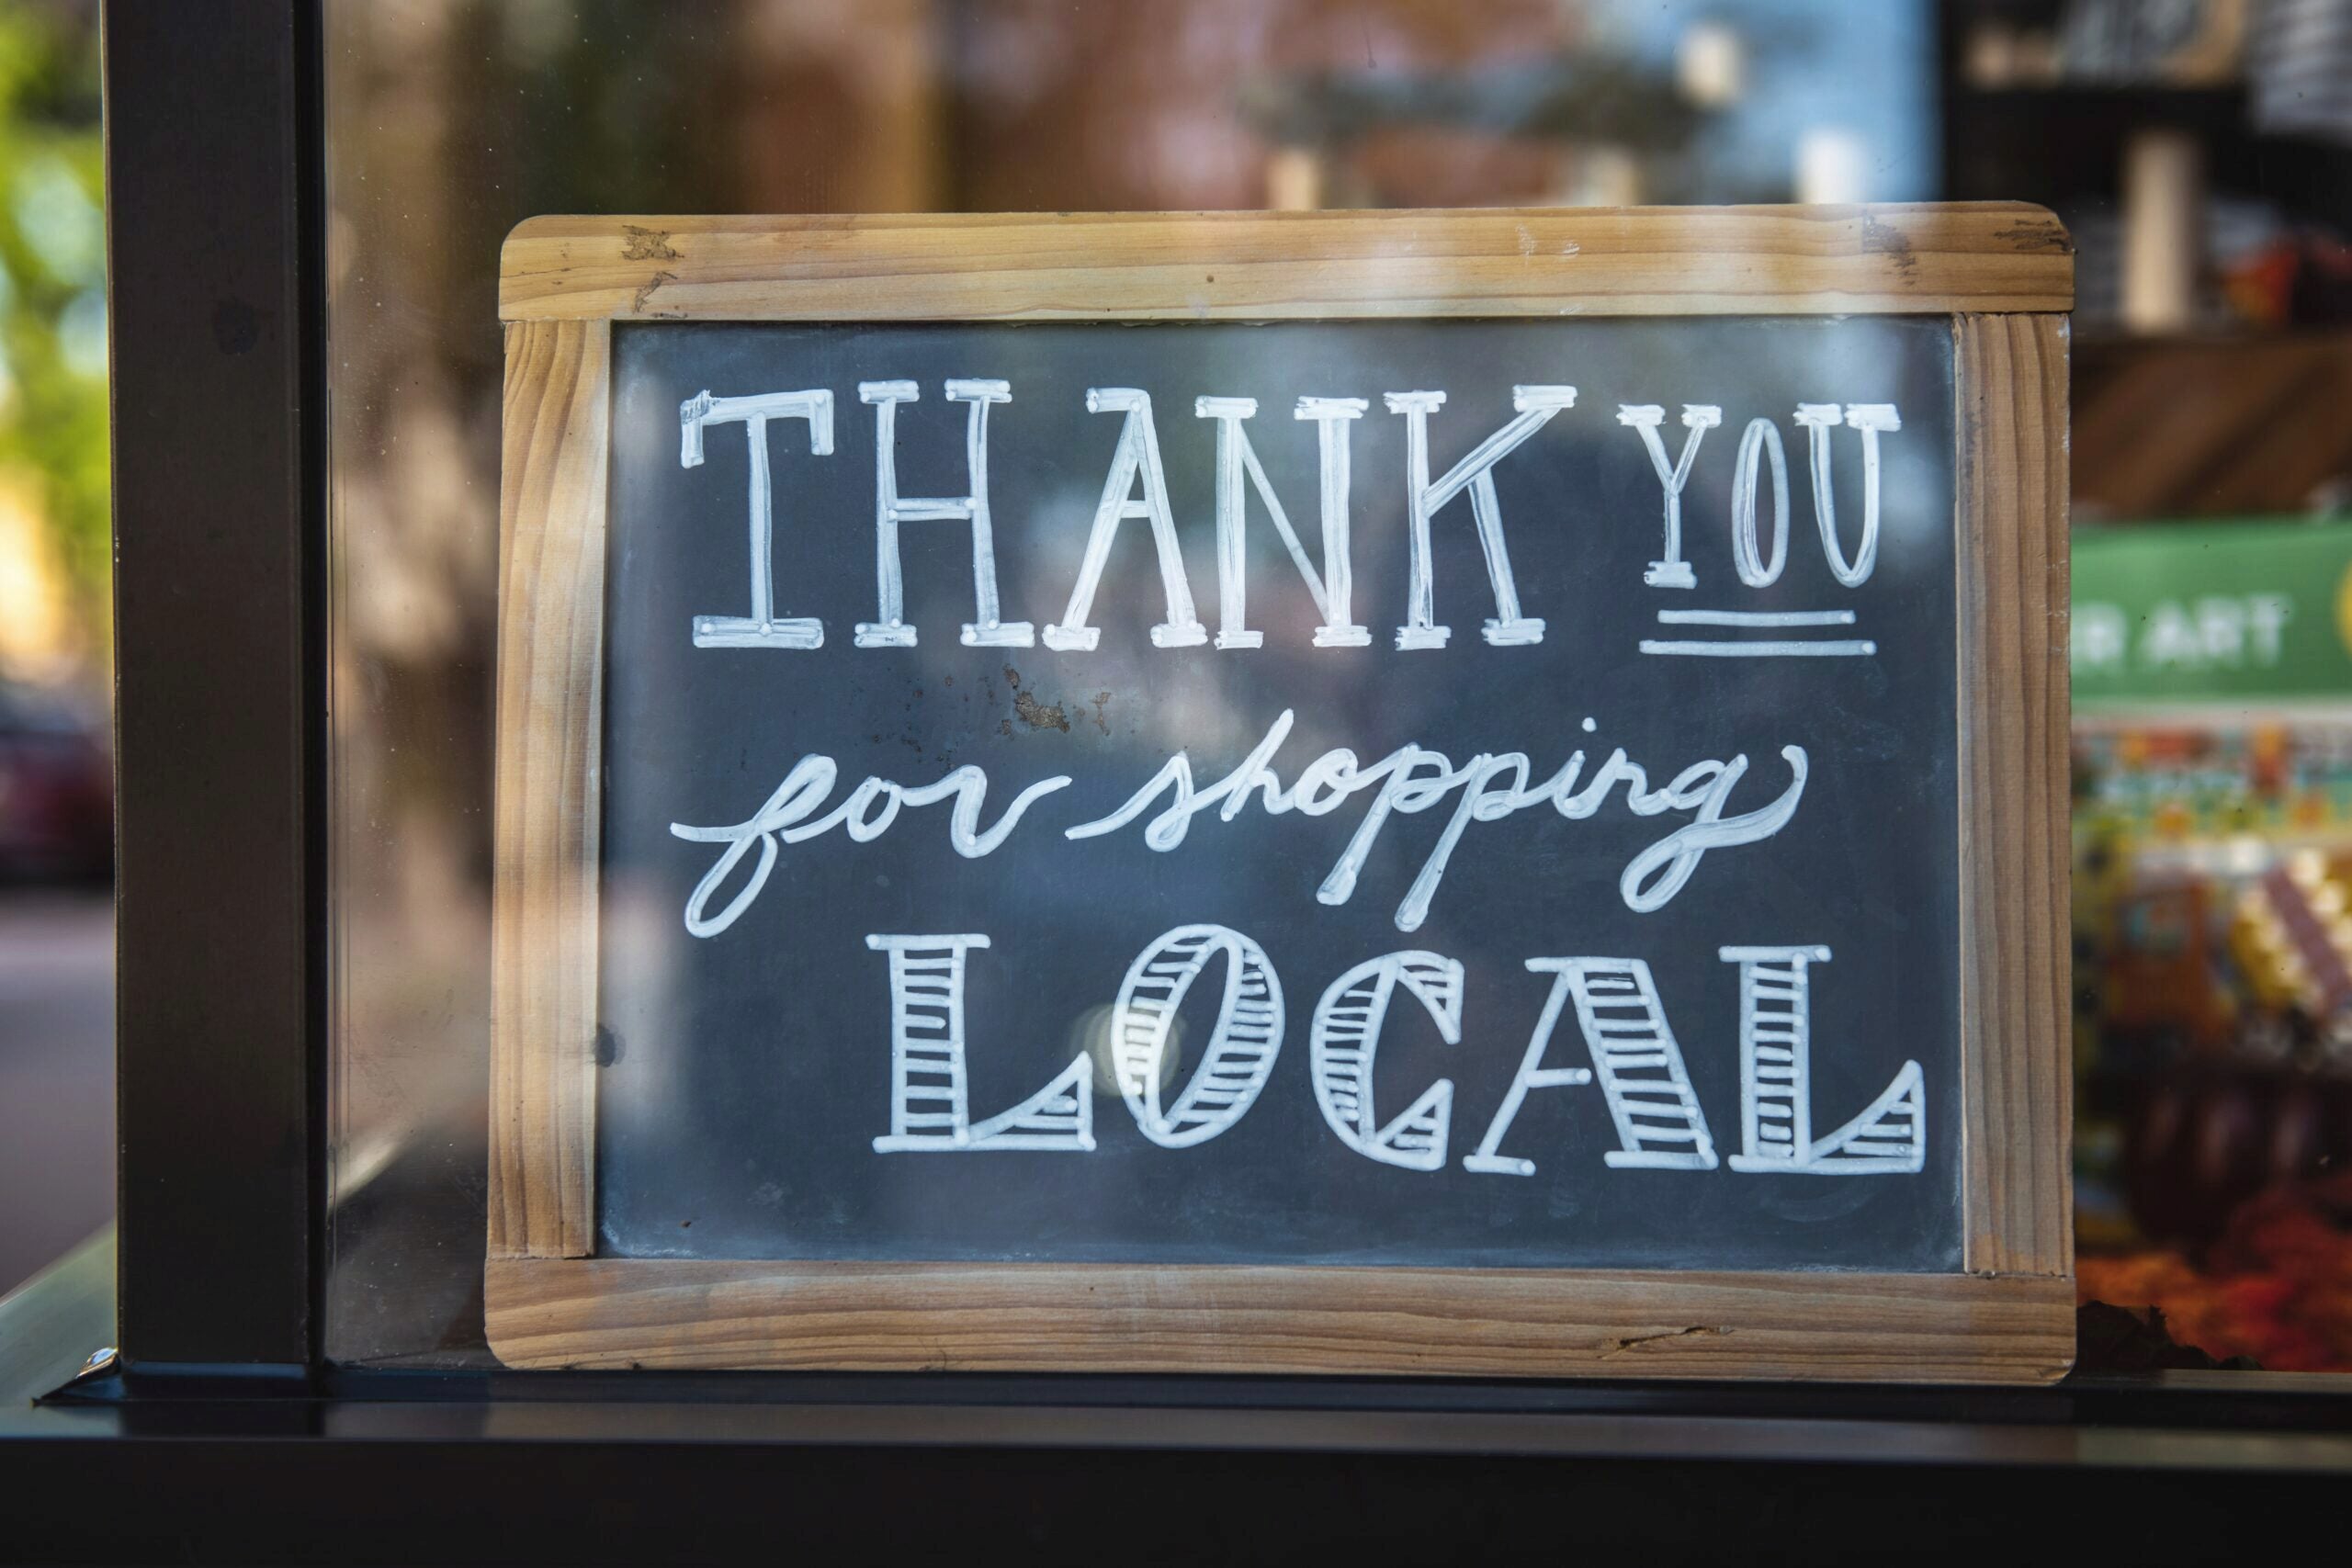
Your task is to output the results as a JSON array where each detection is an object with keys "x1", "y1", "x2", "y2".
[
  {"x1": 2074, "y1": 700, "x2": 2352, "y2": 1360},
  {"x1": 2070, "y1": 520, "x2": 2352, "y2": 1370}
]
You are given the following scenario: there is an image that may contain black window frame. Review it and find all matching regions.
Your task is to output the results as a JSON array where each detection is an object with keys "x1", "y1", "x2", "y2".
[{"x1": 107, "y1": 0, "x2": 326, "y2": 1377}]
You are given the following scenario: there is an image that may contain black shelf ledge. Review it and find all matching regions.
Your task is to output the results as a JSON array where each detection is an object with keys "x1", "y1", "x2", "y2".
[{"x1": 6, "y1": 1233, "x2": 2350, "y2": 1564}]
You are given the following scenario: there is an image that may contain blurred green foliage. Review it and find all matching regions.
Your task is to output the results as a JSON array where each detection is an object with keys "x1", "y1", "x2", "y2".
[{"x1": 0, "y1": 2, "x2": 105, "y2": 631}]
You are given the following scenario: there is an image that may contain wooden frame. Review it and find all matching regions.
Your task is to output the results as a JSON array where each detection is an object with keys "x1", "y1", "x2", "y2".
[{"x1": 491, "y1": 206, "x2": 2075, "y2": 1381}]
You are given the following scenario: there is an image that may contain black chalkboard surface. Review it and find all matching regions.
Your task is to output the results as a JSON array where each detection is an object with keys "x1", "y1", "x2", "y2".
[{"x1": 593, "y1": 315, "x2": 1961, "y2": 1274}]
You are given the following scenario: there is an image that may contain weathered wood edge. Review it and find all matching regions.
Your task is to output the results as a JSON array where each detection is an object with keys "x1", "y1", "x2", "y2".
[
  {"x1": 499, "y1": 204, "x2": 2075, "y2": 323},
  {"x1": 485, "y1": 1258, "x2": 2075, "y2": 1382},
  {"x1": 490, "y1": 318, "x2": 608, "y2": 1259},
  {"x1": 1954, "y1": 312, "x2": 2075, "y2": 1283}
]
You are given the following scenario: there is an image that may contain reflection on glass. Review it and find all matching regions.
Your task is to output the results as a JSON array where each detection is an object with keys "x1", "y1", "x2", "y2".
[{"x1": 327, "y1": 0, "x2": 2352, "y2": 1371}]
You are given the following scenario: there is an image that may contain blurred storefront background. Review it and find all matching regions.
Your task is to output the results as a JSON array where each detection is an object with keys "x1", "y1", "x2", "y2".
[
  {"x1": 320, "y1": 0, "x2": 2352, "y2": 1371},
  {"x1": 6, "y1": 0, "x2": 2352, "y2": 1363},
  {"x1": 0, "y1": 0, "x2": 102, "y2": 694},
  {"x1": 0, "y1": 0, "x2": 107, "y2": 1298}
]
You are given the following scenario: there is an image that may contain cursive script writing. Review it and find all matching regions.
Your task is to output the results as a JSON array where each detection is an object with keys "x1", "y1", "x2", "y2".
[{"x1": 672, "y1": 714, "x2": 1805, "y2": 939}]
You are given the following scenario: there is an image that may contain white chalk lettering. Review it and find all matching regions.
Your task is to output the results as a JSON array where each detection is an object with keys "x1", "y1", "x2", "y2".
[
  {"x1": 672, "y1": 760, "x2": 1070, "y2": 938},
  {"x1": 829, "y1": 929, "x2": 1931, "y2": 1176},
  {"x1": 866, "y1": 933, "x2": 1096, "y2": 1152},
  {"x1": 1722, "y1": 945, "x2": 1925, "y2": 1174},
  {"x1": 1730, "y1": 415, "x2": 1792, "y2": 587},
  {"x1": 853, "y1": 379, "x2": 1034, "y2": 649},
  {"x1": 1068, "y1": 711, "x2": 1806, "y2": 930},
  {"x1": 1385, "y1": 386, "x2": 1572, "y2": 649},
  {"x1": 1043, "y1": 389, "x2": 1206, "y2": 651},
  {"x1": 1461, "y1": 963, "x2": 1593, "y2": 1175},
  {"x1": 1544, "y1": 958, "x2": 1718, "y2": 1168},
  {"x1": 1112, "y1": 924, "x2": 1284, "y2": 1147},
  {"x1": 646, "y1": 365, "x2": 1947, "y2": 1206},
  {"x1": 679, "y1": 388, "x2": 834, "y2": 649},
  {"x1": 1194, "y1": 395, "x2": 1372, "y2": 649},
  {"x1": 1310, "y1": 952, "x2": 1461, "y2": 1171},
  {"x1": 1619, "y1": 402, "x2": 1722, "y2": 589},
  {"x1": 1796, "y1": 402, "x2": 1902, "y2": 588}
]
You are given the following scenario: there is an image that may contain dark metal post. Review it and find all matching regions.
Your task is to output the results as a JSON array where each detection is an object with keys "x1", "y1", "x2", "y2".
[{"x1": 104, "y1": 0, "x2": 323, "y2": 1371}]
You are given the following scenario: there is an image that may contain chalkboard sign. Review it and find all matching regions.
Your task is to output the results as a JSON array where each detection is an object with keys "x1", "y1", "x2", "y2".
[{"x1": 490, "y1": 208, "x2": 2075, "y2": 1382}]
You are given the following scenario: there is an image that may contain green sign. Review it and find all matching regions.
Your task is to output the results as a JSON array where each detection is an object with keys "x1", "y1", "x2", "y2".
[{"x1": 2072, "y1": 519, "x2": 2352, "y2": 705}]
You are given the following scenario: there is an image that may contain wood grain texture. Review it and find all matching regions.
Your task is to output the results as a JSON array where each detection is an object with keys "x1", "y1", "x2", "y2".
[
  {"x1": 490, "y1": 318, "x2": 609, "y2": 1260},
  {"x1": 486, "y1": 1258, "x2": 2075, "y2": 1382},
  {"x1": 2073, "y1": 331, "x2": 2352, "y2": 518},
  {"x1": 1954, "y1": 313, "x2": 2074, "y2": 1280},
  {"x1": 499, "y1": 205, "x2": 2074, "y2": 323}
]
